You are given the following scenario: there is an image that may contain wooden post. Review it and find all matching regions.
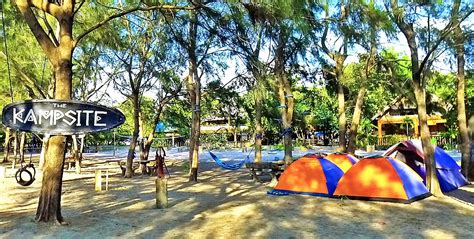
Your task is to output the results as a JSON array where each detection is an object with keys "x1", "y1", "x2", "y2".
[
  {"x1": 95, "y1": 170, "x2": 102, "y2": 192},
  {"x1": 412, "y1": 116, "x2": 419, "y2": 138},
  {"x1": 377, "y1": 120, "x2": 383, "y2": 145},
  {"x1": 155, "y1": 148, "x2": 168, "y2": 208},
  {"x1": 105, "y1": 169, "x2": 109, "y2": 191},
  {"x1": 155, "y1": 178, "x2": 168, "y2": 208}
]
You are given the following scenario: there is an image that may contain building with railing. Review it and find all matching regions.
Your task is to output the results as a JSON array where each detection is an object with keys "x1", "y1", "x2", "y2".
[{"x1": 372, "y1": 96, "x2": 448, "y2": 146}]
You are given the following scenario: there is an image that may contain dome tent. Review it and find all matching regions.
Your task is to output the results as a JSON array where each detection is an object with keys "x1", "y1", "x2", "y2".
[
  {"x1": 333, "y1": 156, "x2": 430, "y2": 203},
  {"x1": 384, "y1": 140, "x2": 468, "y2": 193},
  {"x1": 324, "y1": 153, "x2": 359, "y2": 172},
  {"x1": 268, "y1": 154, "x2": 356, "y2": 197}
]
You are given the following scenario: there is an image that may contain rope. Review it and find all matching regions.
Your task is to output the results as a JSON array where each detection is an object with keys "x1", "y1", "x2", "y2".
[
  {"x1": 40, "y1": 56, "x2": 47, "y2": 84},
  {"x1": 281, "y1": 128, "x2": 293, "y2": 136},
  {"x1": 1, "y1": 1, "x2": 13, "y2": 102}
]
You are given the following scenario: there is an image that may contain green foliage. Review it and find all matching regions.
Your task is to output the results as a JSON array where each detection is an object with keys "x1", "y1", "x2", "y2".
[
  {"x1": 161, "y1": 97, "x2": 191, "y2": 136},
  {"x1": 377, "y1": 135, "x2": 408, "y2": 150},
  {"x1": 201, "y1": 134, "x2": 228, "y2": 149}
]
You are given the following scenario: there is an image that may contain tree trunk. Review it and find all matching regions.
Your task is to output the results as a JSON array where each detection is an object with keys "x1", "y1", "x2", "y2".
[
  {"x1": 254, "y1": 92, "x2": 263, "y2": 163},
  {"x1": 187, "y1": 12, "x2": 200, "y2": 182},
  {"x1": 72, "y1": 135, "x2": 81, "y2": 174},
  {"x1": 390, "y1": 0, "x2": 442, "y2": 195},
  {"x1": 36, "y1": 59, "x2": 73, "y2": 224},
  {"x1": 39, "y1": 134, "x2": 50, "y2": 170},
  {"x1": 452, "y1": 3, "x2": 471, "y2": 179},
  {"x1": 2, "y1": 128, "x2": 11, "y2": 163},
  {"x1": 13, "y1": 131, "x2": 20, "y2": 161},
  {"x1": 140, "y1": 107, "x2": 164, "y2": 174},
  {"x1": 35, "y1": 135, "x2": 66, "y2": 224},
  {"x1": 335, "y1": 56, "x2": 347, "y2": 152},
  {"x1": 189, "y1": 77, "x2": 201, "y2": 182},
  {"x1": 234, "y1": 128, "x2": 238, "y2": 148},
  {"x1": 125, "y1": 92, "x2": 140, "y2": 178},
  {"x1": 347, "y1": 45, "x2": 374, "y2": 154},
  {"x1": 347, "y1": 86, "x2": 366, "y2": 155},
  {"x1": 19, "y1": 132, "x2": 26, "y2": 164},
  {"x1": 79, "y1": 136, "x2": 84, "y2": 163},
  {"x1": 13, "y1": 132, "x2": 19, "y2": 167},
  {"x1": 414, "y1": 83, "x2": 442, "y2": 195},
  {"x1": 275, "y1": 34, "x2": 294, "y2": 166}
]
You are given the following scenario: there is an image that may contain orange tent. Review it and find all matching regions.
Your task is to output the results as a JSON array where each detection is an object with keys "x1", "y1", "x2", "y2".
[
  {"x1": 324, "y1": 153, "x2": 359, "y2": 172},
  {"x1": 268, "y1": 154, "x2": 352, "y2": 197},
  {"x1": 333, "y1": 157, "x2": 430, "y2": 203}
]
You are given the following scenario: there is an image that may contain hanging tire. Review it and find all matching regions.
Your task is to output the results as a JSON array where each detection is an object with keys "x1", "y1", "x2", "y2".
[{"x1": 15, "y1": 168, "x2": 35, "y2": 186}]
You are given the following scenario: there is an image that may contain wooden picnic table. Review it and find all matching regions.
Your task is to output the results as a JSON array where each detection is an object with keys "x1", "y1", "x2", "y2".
[{"x1": 245, "y1": 161, "x2": 285, "y2": 183}]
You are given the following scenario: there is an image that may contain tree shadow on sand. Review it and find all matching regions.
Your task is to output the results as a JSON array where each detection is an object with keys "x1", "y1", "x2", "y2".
[{"x1": 1, "y1": 161, "x2": 473, "y2": 238}]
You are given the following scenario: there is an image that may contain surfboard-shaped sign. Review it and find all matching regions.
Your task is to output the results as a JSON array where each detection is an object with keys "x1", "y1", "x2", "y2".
[{"x1": 2, "y1": 100, "x2": 126, "y2": 135}]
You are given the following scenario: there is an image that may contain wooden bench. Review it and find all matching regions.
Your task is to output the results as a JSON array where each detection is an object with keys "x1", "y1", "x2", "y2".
[{"x1": 245, "y1": 162, "x2": 285, "y2": 183}]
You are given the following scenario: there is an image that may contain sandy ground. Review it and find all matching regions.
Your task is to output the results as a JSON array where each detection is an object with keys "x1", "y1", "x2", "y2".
[{"x1": 1, "y1": 149, "x2": 473, "y2": 238}]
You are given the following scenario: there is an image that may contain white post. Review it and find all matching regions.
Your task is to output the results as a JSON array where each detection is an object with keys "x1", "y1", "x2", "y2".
[
  {"x1": 105, "y1": 169, "x2": 109, "y2": 191},
  {"x1": 113, "y1": 131, "x2": 116, "y2": 158},
  {"x1": 0, "y1": 166, "x2": 6, "y2": 178},
  {"x1": 95, "y1": 170, "x2": 102, "y2": 192},
  {"x1": 172, "y1": 133, "x2": 175, "y2": 148}
]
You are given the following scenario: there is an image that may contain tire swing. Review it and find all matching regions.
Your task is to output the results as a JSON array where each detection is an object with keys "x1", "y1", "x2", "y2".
[
  {"x1": 15, "y1": 165, "x2": 35, "y2": 186},
  {"x1": 2, "y1": 5, "x2": 36, "y2": 187},
  {"x1": 15, "y1": 142, "x2": 36, "y2": 187}
]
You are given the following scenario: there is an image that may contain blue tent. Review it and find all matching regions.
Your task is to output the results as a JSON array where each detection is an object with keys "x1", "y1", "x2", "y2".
[
  {"x1": 384, "y1": 140, "x2": 469, "y2": 193},
  {"x1": 155, "y1": 122, "x2": 166, "y2": 132}
]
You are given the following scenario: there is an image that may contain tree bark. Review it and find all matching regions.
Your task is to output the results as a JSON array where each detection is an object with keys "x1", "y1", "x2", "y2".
[
  {"x1": 254, "y1": 90, "x2": 263, "y2": 163},
  {"x1": 347, "y1": 84, "x2": 366, "y2": 155},
  {"x1": 13, "y1": 132, "x2": 19, "y2": 165},
  {"x1": 188, "y1": 73, "x2": 201, "y2": 181},
  {"x1": 347, "y1": 45, "x2": 375, "y2": 155},
  {"x1": 79, "y1": 136, "x2": 84, "y2": 163},
  {"x1": 391, "y1": 0, "x2": 442, "y2": 195},
  {"x1": 336, "y1": 56, "x2": 346, "y2": 152},
  {"x1": 72, "y1": 135, "x2": 81, "y2": 174},
  {"x1": 35, "y1": 59, "x2": 73, "y2": 224},
  {"x1": 187, "y1": 11, "x2": 200, "y2": 182},
  {"x1": 452, "y1": 0, "x2": 471, "y2": 179},
  {"x1": 321, "y1": 1, "x2": 348, "y2": 153},
  {"x1": 36, "y1": 135, "x2": 66, "y2": 224},
  {"x1": 19, "y1": 132, "x2": 26, "y2": 164},
  {"x1": 39, "y1": 134, "x2": 50, "y2": 170},
  {"x1": 275, "y1": 32, "x2": 294, "y2": 166},
  {"x1": 2, "y1": 128, "x2": 11, "y2": 163},
  {"x1": 125, "y1": 92, "x2": 140, "y2": 178},
  {"x1": 414, "y1": 84, "x2": 442, "y2": 195},
  {"x1": 139, "y1": 107, "x2": 164, "y2": 175}
]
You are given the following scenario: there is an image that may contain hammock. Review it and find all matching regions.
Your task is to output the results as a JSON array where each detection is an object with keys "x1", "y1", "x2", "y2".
[{"x1": 209, "y1": 151, "x2": 252, "y2": 170}]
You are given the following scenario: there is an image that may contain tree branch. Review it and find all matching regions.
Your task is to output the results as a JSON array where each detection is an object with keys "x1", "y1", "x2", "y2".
[
  {"x1": 14, "y1": 0, "x2": 56, "y2": 60},
  {"x1": 75, "y1": 4, "x2": 195, "y2": 46},
  {"x1": 73, "y1": 0, "x2": 86, "y2": 16},
  {"x1": 39, "y1": 11, "x2": 60, "y2": 47},
  {"x1": 0, "y1": 51, "x2": 47, "y2": 98},
  {"x1": 418, "y1": 8, "x2": 474, "y2": 76},
  {"x1": 321, "y1": 3, "x2": 330, "y2": 56},
  {"x1": 28, "y1": 0, "x2": 62, "y2": 18}
]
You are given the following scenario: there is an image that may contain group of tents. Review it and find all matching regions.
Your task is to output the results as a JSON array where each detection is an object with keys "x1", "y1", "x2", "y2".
[{"x1": 269, "y1": 140, "x2": 469, "y2": 203}]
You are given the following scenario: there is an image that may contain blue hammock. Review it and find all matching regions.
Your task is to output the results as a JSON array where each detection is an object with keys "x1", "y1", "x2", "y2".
[{"x1": 209, "y1": 151, "x2": 252, "y2": 170}]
